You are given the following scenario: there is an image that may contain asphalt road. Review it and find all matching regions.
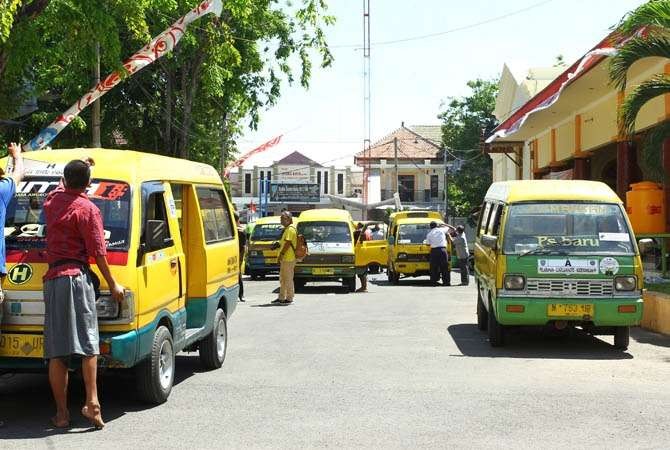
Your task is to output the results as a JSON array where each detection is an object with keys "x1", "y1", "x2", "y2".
[{"x1": 2, "y1": 272, "x2": 670, "y2": 449}]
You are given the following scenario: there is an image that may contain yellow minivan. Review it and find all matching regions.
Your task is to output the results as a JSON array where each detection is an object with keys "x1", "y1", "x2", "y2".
[
  {"x1": 387, "y1": 211, "x2": 450, "y2": 284},
  {"x1": 474, "y1": 180, "x2": 643, "y2": 350},
  {"x1": 245, "y1": 215, "x2": 282, "y2": 279},
  {"x1": 0, "y1": 149, "x2": 239, "y2": 403},
  {"x1": 294, "y1": 209, "x2": 357, "y2": 291}
]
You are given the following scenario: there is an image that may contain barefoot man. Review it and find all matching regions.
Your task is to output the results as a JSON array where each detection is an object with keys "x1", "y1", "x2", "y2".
[{"x1": 43, "y1": 158, "x2": 124, "y2": 429}]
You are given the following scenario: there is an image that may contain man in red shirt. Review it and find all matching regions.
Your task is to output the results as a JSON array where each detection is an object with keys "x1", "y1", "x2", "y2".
[{"x1": 43, "y1": 158, "x2": 124, "y2": 429}]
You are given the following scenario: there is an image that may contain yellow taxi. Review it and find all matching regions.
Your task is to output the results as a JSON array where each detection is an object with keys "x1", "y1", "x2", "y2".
[
  {"x1": 0, "y1": 149, "x2": 239, "y2": 403},
  {"x1": 245, "y1": 216, "x2": 283, "y2": 279}
]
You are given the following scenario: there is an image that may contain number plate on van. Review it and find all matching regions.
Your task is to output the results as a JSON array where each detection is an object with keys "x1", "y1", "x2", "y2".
[
  {"x1": 312, "y1": 267, "x2": 334, "y2": 275},
  {"x1": 547, "y1": 304, "x2": 593, "y2": 318},
  {"x1": 0, "y1": 333, "x2": 44, "y2": 358}
]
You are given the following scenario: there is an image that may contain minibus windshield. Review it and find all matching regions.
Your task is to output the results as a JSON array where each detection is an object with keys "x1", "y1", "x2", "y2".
[
  {"x1": 297, "y1": 221, "x2": 351, "y2": 244},
  {"x1": 397, "y1": 223, "x2": 431, "y2": 244},
  {"x1": 5, "y1": 177, "x2": 131, "y2": 251},
  {"x1": 503, "y1": 203, "x2": 634, "y2": 255},
  {"x1": 251, "y1": 224, "x2": 284, "y2": 241}
]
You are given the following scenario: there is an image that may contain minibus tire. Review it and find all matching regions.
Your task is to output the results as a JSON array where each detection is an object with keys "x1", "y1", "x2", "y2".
[
  {"x1": 487, "y1": 299, "x2": 505, "y2": 347},
  {"x1": 477, "y1": 290, "x2": 488, "y2": 331},
  {"x1": 136, "y1": 326, "x2": 174, "y2": 404},
  {"x1": 613, "y1": 326, "x2": 629, "y2": 350},
  {"x1": 345, "y1": 276, "x2": 356, "y2": 292},
  {"x1": 200, "y1": 308, "x2": 227, "y2": 369}
]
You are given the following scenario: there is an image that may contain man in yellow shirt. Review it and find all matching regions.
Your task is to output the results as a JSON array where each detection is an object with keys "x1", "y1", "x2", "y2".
[{"x1": 273, "y1": 211, "x2": 297, "y2": 304}]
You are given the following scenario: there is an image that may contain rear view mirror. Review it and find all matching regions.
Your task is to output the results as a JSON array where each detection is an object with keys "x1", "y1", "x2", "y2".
[
  {"x1": 481, "y1": 234, "x2": 498, "y2": 250},
  {"x1": 146, "y1": 220, "x2": 170, "y2": 250}
]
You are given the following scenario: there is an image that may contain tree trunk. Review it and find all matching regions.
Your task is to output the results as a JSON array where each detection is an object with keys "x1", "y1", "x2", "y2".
[{"x1": 178, "y1": 50, "x2": 206, "y2": 160}]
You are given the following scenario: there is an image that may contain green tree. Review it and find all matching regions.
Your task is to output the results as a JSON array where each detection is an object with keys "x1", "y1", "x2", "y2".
[
  {"x1": 0, "y1": 0, "x2": 334, "y2": 168},
  {"x1": 608, "y1": 0, "x2": 670, "y2": 181},
  {"x1": 439, "y1": 78, "x2": 498, "y2": 217}
]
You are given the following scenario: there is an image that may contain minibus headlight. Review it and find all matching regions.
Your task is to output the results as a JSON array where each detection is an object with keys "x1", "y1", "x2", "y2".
[
  {"x1": 614, "y1": 276, "x2": 636, "y2": 291},
  {"x1": 398, "y1": 253, "x2": 408, "y2": 260},
  {"x1": 341, "y1": 255, "x2": 354, "y2": 264},
  {"x1": 504, "y1": 274, "x2": 526, "y2": 290},
  {"x1": 97, "y1": 291, "x2": 134, "y2": 323}
]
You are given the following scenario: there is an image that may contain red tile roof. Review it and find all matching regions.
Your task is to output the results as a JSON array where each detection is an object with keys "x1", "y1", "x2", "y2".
[
  {"x1": 276, "y1": 151, "x2": 323, "y2": 167},
  {"x1": 355, "y1": 126, "x2": 441, "y2": 162}
]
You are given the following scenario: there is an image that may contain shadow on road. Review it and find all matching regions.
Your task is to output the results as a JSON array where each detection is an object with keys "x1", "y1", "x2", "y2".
[
  {"x1": 630, "y1": 327, "x2": 670, "y2": 348},
  {"x1": 447, "y1": 323, "x2": 633, "y2": 360},
  {"x1": 0, "y1": 354, "x2": 204, "y2": 438}
]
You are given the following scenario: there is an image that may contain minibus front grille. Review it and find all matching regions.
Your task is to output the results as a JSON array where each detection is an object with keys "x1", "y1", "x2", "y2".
[
  {"x1": 403, "y1": 254, "x2": 430, "y2": 262},
  {"x1": 525, "y1": 279, "x2": 614, "y2": 297},
  {"x1": 301, "y1": 254, "x2": 348, "y2": 265}
]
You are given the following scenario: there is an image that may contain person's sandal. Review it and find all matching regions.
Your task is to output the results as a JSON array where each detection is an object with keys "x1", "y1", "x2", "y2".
[
  {"x1": 279, "y1": 300, "x2": 293, "y2": 304},
  {"x1": 81, "y1": 404, "x2": 105, "y2": 429}
]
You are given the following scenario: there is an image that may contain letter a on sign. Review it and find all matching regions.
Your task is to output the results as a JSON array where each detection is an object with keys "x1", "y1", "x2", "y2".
[{"x1": 565, "y1": 259, "x2": 572, "y2": 267}]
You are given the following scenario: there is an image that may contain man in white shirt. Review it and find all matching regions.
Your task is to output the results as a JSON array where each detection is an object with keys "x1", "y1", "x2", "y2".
[{"x1": 426, "y1": 221, "x2": 450, "y2": 286}]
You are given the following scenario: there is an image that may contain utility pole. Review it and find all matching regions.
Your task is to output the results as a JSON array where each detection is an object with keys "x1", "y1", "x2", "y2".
[
  {"x1": 91, "y1": 42, "x2": 101, "y2": 148},
  {"x1": 394, "y1": 137, "x2": 399, "y2": 194},
  {"x1": 362, "y1": 0, "x2": 371, "y2": 220},
  {"x1": 443, "y1": 147, "x2": 449, "y2": 220}
]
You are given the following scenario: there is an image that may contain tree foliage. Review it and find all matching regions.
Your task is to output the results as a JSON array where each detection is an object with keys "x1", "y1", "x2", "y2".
[
  {"x1": 0, "y1": 0, "x2": 334, "y2": 167},
  {"x1": 608, "y1": 0, "x2": 670, "y2": 182},
  {"x1": 439, "y1": 78, "x2": 498, "y2": 217}
]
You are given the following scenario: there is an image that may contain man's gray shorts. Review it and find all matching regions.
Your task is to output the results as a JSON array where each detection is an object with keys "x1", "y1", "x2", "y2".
[{"x1": 43, "y1": 271, "x2": 99, "y2": 359}]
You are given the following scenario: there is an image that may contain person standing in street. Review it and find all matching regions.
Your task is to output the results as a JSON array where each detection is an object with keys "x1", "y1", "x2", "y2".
[
  {"x1": 234, "y1": 211, "x2": 246, "y2": 302},
  {"x1": 426, "y1": 221, "x2": 450, "y2": 286},
  {"x1": 353, "y1": 223, "x2": 369, "y2": 293},
  {"x1": 43, "y1": 158, "x2": 125, "y2": 429},
  {"x1": 0, "y1": 142, "x2": 25, "y2": 429},
  {"x1": 452, "y1": 225, "x2": 470, "y2": 285},
  {"x1": 273, "y1": 211, "x2": 297, "y2": 305}
]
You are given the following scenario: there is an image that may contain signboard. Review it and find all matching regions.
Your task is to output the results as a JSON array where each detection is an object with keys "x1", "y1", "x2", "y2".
[
  {"x1": 269, "y1": 183, "x2": 320, "y2": 203},
  {"x1": 537, "y1": 258, "x2": 598, "y2": 274},
  {"x1": 277, "y1": 165, "x2": 311, "y2": 181}
]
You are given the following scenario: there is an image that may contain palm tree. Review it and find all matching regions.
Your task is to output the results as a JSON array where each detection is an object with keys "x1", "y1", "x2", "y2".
[{"x1": 608, "y1": 0, "x2": 670, "y2": 181}]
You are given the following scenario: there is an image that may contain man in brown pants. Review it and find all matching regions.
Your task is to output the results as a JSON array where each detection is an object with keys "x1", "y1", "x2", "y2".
[{"x1": 273, "y1": 211, "x2": 297, "y2": 305}]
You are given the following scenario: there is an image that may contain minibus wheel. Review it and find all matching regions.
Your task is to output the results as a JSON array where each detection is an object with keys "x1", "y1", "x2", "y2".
[
  {"x1": 136, "y1": 325, "x2": 174, "y2": 404},
  {"x1": 477, "y1": 288, "x2": 488, "y2": 331},
  {"x1": 613, "y1": 326, "x2": 629, "y2": 351},
  {"x1": 200, "y1": 308, "x2": 227, "y2": 369},
  {"x1": 487, "y1": 299, "x2": 505, "y2": 347},
  {"x1": 345, "y1": 276, "x2": 356, "y2": 292}
]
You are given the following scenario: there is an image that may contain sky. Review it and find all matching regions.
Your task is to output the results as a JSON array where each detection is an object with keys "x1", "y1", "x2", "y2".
[{"x1": 235, "y1": 0, "x2": 646, "y2": 169}]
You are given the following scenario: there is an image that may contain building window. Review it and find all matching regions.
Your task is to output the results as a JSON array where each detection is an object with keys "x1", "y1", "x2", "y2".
[
  {"x1": 430, "y1": 175, "x2": 439, "y2": 198},
  {"x1": 244, "y1": 173, "x2": 251, "y2": 194},
  {"x1": 324, "y1": 171, "x2": 329, "y2": 194},
  {"x1": 337, "y1": 173, "x2": 344, "y2": 195}
]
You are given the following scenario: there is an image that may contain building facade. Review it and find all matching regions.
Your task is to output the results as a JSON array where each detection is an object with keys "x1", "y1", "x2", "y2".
[
  {"x1": 230, "y1": 151, "x2": 362, "y2": 215},
  {"x1": 355, "y1": 124, "x2": 446, "y2": 210},
  {"x1": 486, "y1": 32, "x2": 670, "y2": 231}
]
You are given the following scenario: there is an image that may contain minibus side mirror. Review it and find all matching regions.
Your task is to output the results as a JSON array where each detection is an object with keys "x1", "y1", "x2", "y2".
[
  {"x1": 388, "y1": 236, "x2": 395, "y2": 245},
  {"x1": 146, "y1": 219, "x2": 171, "y2": 250},
  {"x1": 481, "y1": 234, "x2": 498, "y2": 251}
]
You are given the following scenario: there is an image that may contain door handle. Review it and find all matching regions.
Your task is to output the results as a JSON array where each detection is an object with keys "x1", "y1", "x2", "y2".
[{"x1": 170, "y1": 258, "x2": 178, "y2": 268}]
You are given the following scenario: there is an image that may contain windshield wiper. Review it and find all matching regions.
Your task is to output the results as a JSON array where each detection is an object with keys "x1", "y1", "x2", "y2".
[{"x1": 517, "y1": 243, "x2": 569, "y2": 259}]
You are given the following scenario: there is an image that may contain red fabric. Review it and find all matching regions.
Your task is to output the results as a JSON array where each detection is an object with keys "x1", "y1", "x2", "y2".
[{"x1": 43, "y1": 186, "x2": 107, "y2": 280}]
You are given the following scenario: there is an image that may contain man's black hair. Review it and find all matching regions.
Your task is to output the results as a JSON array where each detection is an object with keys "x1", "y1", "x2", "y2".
[
  {"x1": 64, "y1": 159, "x2": 91, "y2": 190},
  {"x1": 430, "y1": 221, "x2": 437, "y2": 229}
]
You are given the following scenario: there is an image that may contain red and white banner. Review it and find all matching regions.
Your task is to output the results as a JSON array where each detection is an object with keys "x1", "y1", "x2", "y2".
[
  {"x1": 224, "y1": 135, "x2": 283, "y2": 178},
  {"x1": 25, "y1": 0, "x2": 223, "y2": 151}
]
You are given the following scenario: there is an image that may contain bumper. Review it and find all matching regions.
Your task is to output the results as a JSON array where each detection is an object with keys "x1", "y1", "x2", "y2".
[
  {"x1": 495, "y1": 296, "x2": 644, "y2": 326},
  {"x1": 395, "y1": 262, "x2": 430, "y2": 275},
  {"x1": 0, "y1": 329, "x2": 138, "y2": 371},
  {"x1": 247, "y1": 256, "x2": 279, "y2": 273},
  {"x1": 294, "y1": 265, "x2": 356, "y2": 279}
]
